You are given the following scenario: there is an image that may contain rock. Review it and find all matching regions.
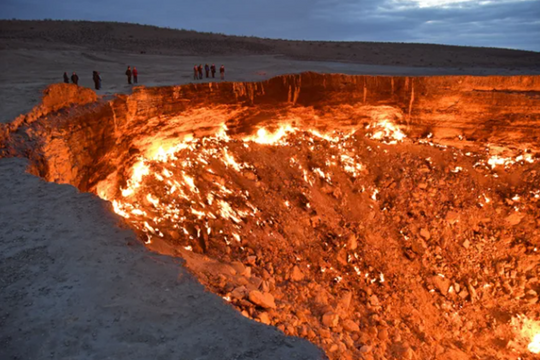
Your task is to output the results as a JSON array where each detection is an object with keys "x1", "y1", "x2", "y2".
[
  {"x1": 322, "y1": 312, "x2": 340, "y2": 328},
  {"x1": 378, "y1": 328, "x2": 389, "y2": 341},
  {"x1": 369, "y1": 295, "x2": 380, "y2": 306},
  {"x1": 243, "y1": 171, "x2": 257, "y2": 181},
  {"x1": 314, "y1": 288, "x2": 329, "y2": 306},
  {"x1": 403, "y1": 346, "x2": 415, "y2": 359},
  {"x1": 505, "y1": 212, "x2": 525, "y2": 226},
  {"x1": 337, "y1": 248, "x2": 348, "y2": 266},
  {"x1": 342, "y1": 319, "x2": 360, "y2": 332},
  {"x1": 420, "y1": 228, "x2": 431, "y2": 240},
  {"x1": 347, "y1": 234, "x2": 358, "y2": 250},
  {"x1": 411, "y1": 238, "x2": 427, "y2": 255},
  {"x1": 339, "y1": 291, "x2": 352, "y2": 310},
  {"x1": 431, "y1": 275, "x2": 451, "y2": 296},
  {"x1": 248, "y1": 290, "x2": 276, "y2": 309},
  {"x1": 462, "y1": 239, "x2": 470, "y2": 249},
  {"x1": 291, "y1": 266, "x2": 305, "y2": 281},
  {"x1": 257, "y1": 312, "x2": 271, "y2": 325},
  {"x1": 231, "y1": 286, "x2": 247, "y2": 300},
  {"x1": 231, "y1": 261, "x2": 246, "y2": 275},
  {"x1": 360, "y1": 345, "x2": 372, "y2": 353},
  {"x1": 446, "y1": 211, "x2": 459, "y2": 224},
  {"x1": 467, "y1": 282, "x2": 477, "y2": 303}
]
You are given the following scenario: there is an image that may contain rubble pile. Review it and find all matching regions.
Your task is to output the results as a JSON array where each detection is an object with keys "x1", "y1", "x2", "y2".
[{"x1": 100, "y1": 122, "x2": 540, "y2": 360}]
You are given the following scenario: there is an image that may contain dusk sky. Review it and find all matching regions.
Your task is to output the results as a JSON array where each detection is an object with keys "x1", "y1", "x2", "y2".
[{"x1": 1, "y1": 0, "x2": 539, "y2": 51}]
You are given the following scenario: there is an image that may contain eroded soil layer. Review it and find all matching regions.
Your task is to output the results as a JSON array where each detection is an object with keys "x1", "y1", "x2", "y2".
[{"x1": 2, "y1": 73, "x2": 540, "y2": 360}]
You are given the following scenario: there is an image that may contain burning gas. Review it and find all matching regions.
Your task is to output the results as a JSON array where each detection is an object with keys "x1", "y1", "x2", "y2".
[
  {"x1": 512, "y1": 316, "x2": 540, "y2": 354},
  {"x1": 94, "y1": 118, "x2": 540, "y2": 360},
  {"x1": 100, "y1": 123, "x2": 384, "y2": 247}
]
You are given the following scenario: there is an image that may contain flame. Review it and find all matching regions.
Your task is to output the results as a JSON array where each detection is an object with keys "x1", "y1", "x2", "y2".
[
  {"x1": 512, "y1": 316, "x2": 540, "y2": 354},
  {"x1": 244, "y1": 125, "x2": 296, "y2": 145},
  {"x1": 530, "y1": 334, "x2": 540, "y2": 354},
  {"x1": 368, "y1": 119, "x2": 406, "y2": 144}
]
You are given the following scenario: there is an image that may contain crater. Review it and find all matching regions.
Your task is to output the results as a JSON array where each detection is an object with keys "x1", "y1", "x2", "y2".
[{"x1": 2, "y1": 72, "x2": 540, "y2": 359}]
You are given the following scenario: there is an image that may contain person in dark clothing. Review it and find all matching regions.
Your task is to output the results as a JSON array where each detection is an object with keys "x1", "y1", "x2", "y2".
[
  {"x1": 125, "y1": 66, "x2": 132, "y2": 84},
  {"x1": 193, "y1": 65, "x2": 198, "y2": 80},
  {"x1": 220, "y1": 65, "x2": 225, "y2": 80},
  {"x1": 92, "y1": 71, "x2": 101, "y2": 90},
  {"x1": 71, "y1": 72, "x2": 79, "y2": 85},
  {"x1": 211, "y1": 64, "x2": 216, "y2": 78},
  {"x1": 133, "y1": 67, "x2": 138, "y2": 84},
  {"x1": 205, "y1": 64, "x2": 210, "y2": 78},
  {"x1": 198, "y1": 64, "x2": 203, "y2": 80},
  {"x1": 63, "y1": 72, "x2": 69, "y2": 84}
]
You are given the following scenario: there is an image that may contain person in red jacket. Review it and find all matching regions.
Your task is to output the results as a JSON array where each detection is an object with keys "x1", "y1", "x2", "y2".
[{"x1": 133, "y1": 67, "x2": 138, "y2": 84}]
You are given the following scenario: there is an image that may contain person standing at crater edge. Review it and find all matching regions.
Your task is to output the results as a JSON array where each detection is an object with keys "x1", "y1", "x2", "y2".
[
  {"x1": 220, "y1": 65, "x2": 225, "y2": 80},
  {"x1": 71, "y1": 72, "x2": 79, "y2": 85},
  {"x1": 198, "y1": 64, "x2": 203, "y2": 80},
  {"x1": 211, "y1": 64, "x2": 216, "y2": 78},
  {"x1": 125, "y1": 66, "x2": 132, "y2": 84},
  {"x1": 133, "y1": 67, "x2": 138, "y2": 84},
  {"x1": 205, "y1": 64, "x2": 210, "y2": 78},
  {"x1": 63, "y1": 72, "x2": 69, "y2": 84},
  {"x1": 193, "y1": 65, "x2": 198, "y2": 80},
  {"x1": 93, "y1": 71, "x2": 101, "y2": 90}
]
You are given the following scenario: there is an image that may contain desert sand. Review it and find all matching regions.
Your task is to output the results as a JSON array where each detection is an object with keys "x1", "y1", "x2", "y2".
[{"x1": 1, "y1": 20, "x2": 540, "y2": 360}]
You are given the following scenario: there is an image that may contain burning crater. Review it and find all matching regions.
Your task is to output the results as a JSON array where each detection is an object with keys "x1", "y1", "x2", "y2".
[{"x1": 2, "y1": 72, "x2": 540, "y2": 359}]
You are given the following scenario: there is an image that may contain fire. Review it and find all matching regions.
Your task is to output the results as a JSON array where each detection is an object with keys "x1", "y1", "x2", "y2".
[
  {"x1": 512, "y1": 316, "x2": 540, "y2": 354},
  {"x1": 367, "y1": 119, "x2": 406, "y2": 144},
  {"x1": 104, "y1": 120, "x2": 412, "y2": 248},
  {"x1": 530, "y1": 334, "x2": 540, "y2": 354},
  {"x1": 244, "y1": 125, "x2": 296, "y2": 145}
]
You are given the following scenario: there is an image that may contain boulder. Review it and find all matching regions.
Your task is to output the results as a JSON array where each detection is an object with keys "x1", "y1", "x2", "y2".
[
  {"x1": 291, "y1": 265, "x2": 305, "y2": 281},
  {"x1": 248, "y1": 290, "x2": 276, "y2": 309},
  {"x1": 322, "y1": 312, "x2": 340, "y2": 328}
]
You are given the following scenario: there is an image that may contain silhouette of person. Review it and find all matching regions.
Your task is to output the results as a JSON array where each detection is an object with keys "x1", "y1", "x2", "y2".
[
  {"x1": 93, "y1": 71, "x2": 101, "y2": 90},
  {"x1": 71, "y1": 72, "x2": 79, "y2": 85},
  {"x1": 125, "y1": 66, "x2": 132, "y2": 84}
]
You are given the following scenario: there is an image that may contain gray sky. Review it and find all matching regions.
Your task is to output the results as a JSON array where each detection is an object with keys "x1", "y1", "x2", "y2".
[{"x1": 1, "y1": 0, "x2": 539, "y2": 51}]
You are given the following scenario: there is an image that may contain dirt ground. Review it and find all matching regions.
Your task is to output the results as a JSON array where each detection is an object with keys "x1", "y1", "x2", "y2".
[{"x1": 1, "y1": 20, "x2": 540, "y2": 360}]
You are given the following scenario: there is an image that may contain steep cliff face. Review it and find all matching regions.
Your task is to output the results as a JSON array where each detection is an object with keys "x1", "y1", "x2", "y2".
[{"x1": 2, "y1": 72, "x2": 539, "y2": 193}]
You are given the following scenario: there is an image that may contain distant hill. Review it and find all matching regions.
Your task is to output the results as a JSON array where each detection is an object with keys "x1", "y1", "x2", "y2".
[{"x1": 1, "y1": 20, "x2": 539, "y2": 69}]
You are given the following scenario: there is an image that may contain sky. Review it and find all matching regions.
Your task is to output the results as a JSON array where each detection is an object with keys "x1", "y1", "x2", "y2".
[{"x1": 1, "y1": 0, "x2": 539, "y2": 51}]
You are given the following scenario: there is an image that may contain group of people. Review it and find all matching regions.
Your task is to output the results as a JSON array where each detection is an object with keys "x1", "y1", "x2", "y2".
[
  {"x1": 63, "y1": 72, "x2": 79, "y2": 85},
  {"x1": 125, "y1": 66, "x2": 139, "y2": 84},
  {"x1": 193, "y1": 64, "x2": 225, "y2": 80},
  {"x1": 63, "y1": 63, "x2": 224, "y2": 90},
  {"x1": 63, "y1": 70, "x2": 103, "y2": 90}
]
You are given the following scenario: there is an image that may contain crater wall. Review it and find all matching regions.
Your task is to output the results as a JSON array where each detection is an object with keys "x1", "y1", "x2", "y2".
[{"x1": 2, "y1": 72, "x2": 539, "y2": 193}]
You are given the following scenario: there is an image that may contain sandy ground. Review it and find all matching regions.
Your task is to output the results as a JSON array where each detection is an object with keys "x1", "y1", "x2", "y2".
[
  {"x1": 1, "y1": 20, "x2": 540, "y2": 360},
  {"x1": 1, "y1": 49, "x2": 540, "y2": 124}
]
